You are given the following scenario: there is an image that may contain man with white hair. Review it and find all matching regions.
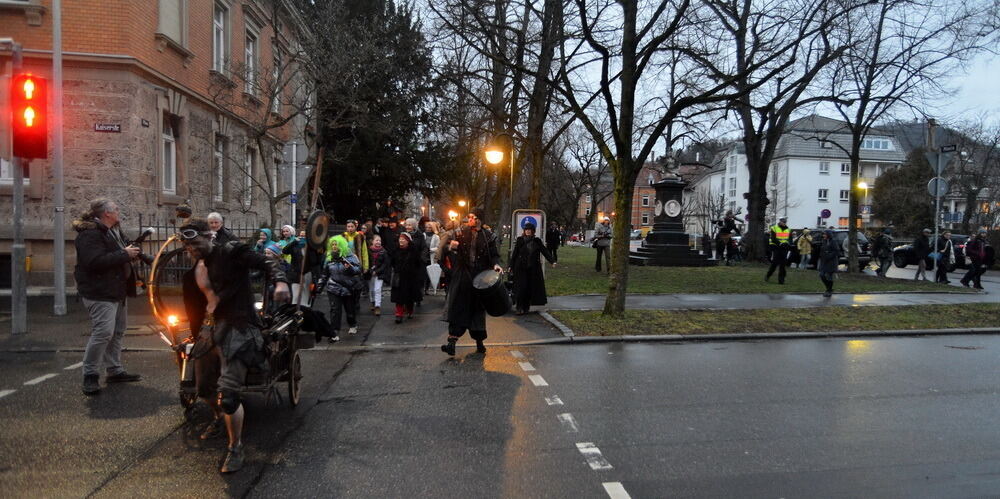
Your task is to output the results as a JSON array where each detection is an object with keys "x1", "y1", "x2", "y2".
[{"x1": 207, "y1": 212, "x2": 237, "y2": 245}]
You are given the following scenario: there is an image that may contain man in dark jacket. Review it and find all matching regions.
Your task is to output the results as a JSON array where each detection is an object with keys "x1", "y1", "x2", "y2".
[
  {"x1": 913, "y1": 228, "x2": 931, "y2": 281},
  {"x1": 74, "y1": 198, "x2": 144, "y2": 396},
  {"x1": 440, "y1": 209, "x2": 502, "y2": 355},
  {"x1": 207, "y1": 212, "x2": 237, "y2": 246},
  {"x1": 545, "y1": 222, "x2": 562, "y2": 263},
  {"x1": 872, "y1": 227, "x2": 894, "y2": 277},
  {"x1": 961, "y1": 229, "x2": 989, "y2": 289},
  {"x1": 180, "y1": 218, "x2": 289, "y2": 473}
]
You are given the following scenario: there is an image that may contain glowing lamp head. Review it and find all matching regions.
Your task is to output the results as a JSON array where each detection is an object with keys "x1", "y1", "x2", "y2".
[
  {"x1": 484, "y1": 148, "x2": 505, "y2": 165},
  {"x1": 857, "y1": 182, "x2": 869, "y2": 190},
  {"x1": 458, "y1": 200, "x2": 467, "y2": 208},
  {"x1": 167, "y1": 315, "x2": 179, "y2": 327},
  {"x1": 448, "y1": 210, "x2": 459, "y2": 220}
]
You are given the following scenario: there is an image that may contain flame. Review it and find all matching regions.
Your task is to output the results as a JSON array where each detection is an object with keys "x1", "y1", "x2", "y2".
[
  {"x1": 448, "y1": 210, "x2": 458, "y2": 220},
  {"x1": 167, "y1": 315, "x2": 179, "y2": 327}
]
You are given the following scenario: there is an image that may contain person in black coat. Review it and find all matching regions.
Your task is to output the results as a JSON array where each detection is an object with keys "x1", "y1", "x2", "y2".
[
  {"x1": 440, "y1": 209, "x2": 501, "y2": 355},
  {"x1": 545, "y1": 222, "x2": 562, "y2": 263},
  {"x1": 390, "y1": 232, "x2": 424, "y2": 323},
  {"x1": 817, "y1": 229, "x2": 843, "y2": 297},
  {"x1": 913, "y1": 228, "x2": 931, "y2": 281},
  {"x1": 510, "y1": 223, "x2": 557, "y2": 314}
]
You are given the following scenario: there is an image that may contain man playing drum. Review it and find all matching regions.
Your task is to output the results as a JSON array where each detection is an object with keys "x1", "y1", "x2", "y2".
[
  {"x1": 179, "y1": 219, "x2": 290, "y2": 473},
  {"x1": 440, "y1": 209, "x2": 501, "y2": 356}
]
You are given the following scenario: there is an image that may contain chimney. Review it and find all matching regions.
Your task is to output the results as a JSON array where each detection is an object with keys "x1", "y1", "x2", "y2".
[{"x1": 927, "y1": 118, "x2": 937, "y2": 149}]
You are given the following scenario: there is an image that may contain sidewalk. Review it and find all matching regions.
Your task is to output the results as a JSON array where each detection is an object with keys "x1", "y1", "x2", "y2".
[{"x1": 547, "y1": 291, "x2": 996, "y2": 311}]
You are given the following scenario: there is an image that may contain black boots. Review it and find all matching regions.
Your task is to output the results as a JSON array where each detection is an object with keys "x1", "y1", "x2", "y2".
[
  {"x1": 82, "y1": 374, "x2": 100, "y2": 396},
  {"x1": 475, "y1": 340, "x2": 487, "y2": 354},
  {"x1": 441, "y1": 337, "x2": 457, "y2": 356}
]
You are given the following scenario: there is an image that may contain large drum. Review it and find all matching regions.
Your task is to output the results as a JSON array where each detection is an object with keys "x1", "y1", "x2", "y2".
[{"x1": 472, "y1": 269, "x2": 511, "y2": 317}]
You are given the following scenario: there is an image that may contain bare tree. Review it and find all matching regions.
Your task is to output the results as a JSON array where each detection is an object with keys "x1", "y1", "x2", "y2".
[
  {"x1": 947, "y1": 118, "x2": 1000, "y2": 234},
  {"x1": 822, "y1": 0, "x2": 994, "y2": 271}
]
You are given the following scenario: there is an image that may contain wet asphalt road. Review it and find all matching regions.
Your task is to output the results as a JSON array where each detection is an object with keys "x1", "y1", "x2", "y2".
[{"x1": 4, "y1": 300, "x2": 1000, "y2": 497}]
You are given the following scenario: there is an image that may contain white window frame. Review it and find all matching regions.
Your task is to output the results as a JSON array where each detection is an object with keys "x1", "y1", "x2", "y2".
[
  {"x1": 839, "y1": 189, "x2": 850, "y2": 202},
  {"x1": 861, "y1": 138, "x2": 892, "y2": 150},
  {"x1": 213, "y1": 135, "x2": 226, "y2": 203},
  {"x1": 821, "y1": 141, "x2": 832, "y2": 149},
  {"x1": 585, "y1": 207, "x2": 591, "y2": 216},
  {"x1": 244, "y1": 27, "x2": 259, "y2": 94},
  {"x1": 817, "y1": 188, "x2": 828, "y2": 202},
  {"x1": 585, "y1": 194, "x2": 592, "y2": 203},
  {"x1": 728, "y1": 156, "x2": 736, "y2": 173},
  {"x1": 271, "y1": 49, "x2": 282, "y2": 114},
  {"x1": 819, "y1": 161, "x2": 830, "y2": 175},
  {"x1": 641, "y1": 194, "x2": 650, "y2": 207},
  {"x1": 157, "y1": 0, "x2": 187, "y2": 47},
  {"x1": 162, "y1": 116, "x2": 177, "y2": 195},
  {"x1": 0, "y1": 158, "x2": 30, "y2": 185},
  {"x1": 244, "y1": 147, "x2": 255, "y2": 208},
  {"x1": 641, "y1": 213, "x2": 649, "y2": 225},
  {"x1": 212, "y1": 2, "x2": 229, "y2": 73},
  {"x1": 841, "y1": 163, "x2": 850, "y2": 175},
  {"x1": 728, "y1": 177, "x2": 736, "y2": 198}
]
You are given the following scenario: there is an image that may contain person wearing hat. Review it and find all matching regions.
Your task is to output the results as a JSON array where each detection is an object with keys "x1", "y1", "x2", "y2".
[
  {"x1": 440, "y1": 208, "x2": 502, "y2": 355},
  {"x1": 872, "y1": 227, "x2": 894, "y2": 278},
  {"x1": 913, "y1": 228, "x2": 932, "y2": 281},
  {"x1": 961, "y1": 229, "x2": 989, "y2": 289},
  {"x1": 765, "y1": 216, "x2": 792, "y2": 284},
  {"x1": 509, "y1": 222, "x2": 557, "y2": 314}
]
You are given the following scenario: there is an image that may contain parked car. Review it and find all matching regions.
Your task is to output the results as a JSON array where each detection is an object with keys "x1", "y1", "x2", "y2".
[
  {"x1": 893, "y1": 234, "x2": 970, "y2": 271},
  {"x1": 806, "y1": 229, "x2": 872, "y2": 268},
  {"x1": 630, "y1": 229, "x2": 643, "y2": 240}
]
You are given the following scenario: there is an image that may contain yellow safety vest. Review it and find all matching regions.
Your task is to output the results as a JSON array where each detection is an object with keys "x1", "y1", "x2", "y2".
[{"x1": 771, "y1": 224, "x2": 790, "y2": 244}]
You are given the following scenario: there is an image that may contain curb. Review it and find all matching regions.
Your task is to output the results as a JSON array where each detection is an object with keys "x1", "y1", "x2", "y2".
[{"x1": 538, "y1": 310, "x2": 1000, "y2": 343}]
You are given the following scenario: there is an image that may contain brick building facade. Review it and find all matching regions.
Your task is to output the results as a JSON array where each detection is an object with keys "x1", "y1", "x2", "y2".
[
  {"x1": 0, "y1": 0, "x2": 313, "y2": 287},
  {"x1": 576, "y1": 163, "x2": 665, "y2": 230}
]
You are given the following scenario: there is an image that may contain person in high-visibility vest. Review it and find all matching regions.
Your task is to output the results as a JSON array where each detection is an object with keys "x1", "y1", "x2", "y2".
[{"x1": 766, "y1": 216, "x2": 792, "y2": 284}]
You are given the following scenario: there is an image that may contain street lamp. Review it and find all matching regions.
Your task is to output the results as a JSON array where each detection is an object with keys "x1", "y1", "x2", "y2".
[
  {"x1": 458, "y1": 200, "x2": 467, "y2": 208},
  {"x1": 485, "y1": 132, "x2": 516, "y2": 253},
  {"x1": 857, "y1": 181, "x2": 869, "y2": 228}
]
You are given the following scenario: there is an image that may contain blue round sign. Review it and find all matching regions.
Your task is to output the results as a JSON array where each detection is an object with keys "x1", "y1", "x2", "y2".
[
  {"x1": 820, "y1": 209, "x2": 831, "y2": 219},
  {"x1": 520, "y1": 216, "x2": 539, "y2": 229}
]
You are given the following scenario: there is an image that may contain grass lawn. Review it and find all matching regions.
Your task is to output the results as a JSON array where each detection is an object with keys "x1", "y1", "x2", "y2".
[
  {"x1": 550, "y1": 303, "x2": 1000, "y2": 336},
  {"x1": 544, "y1": 245, "x2": 970, "y2": 296}
]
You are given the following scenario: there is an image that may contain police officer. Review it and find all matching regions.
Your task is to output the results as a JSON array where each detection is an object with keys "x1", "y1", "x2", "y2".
[{"x1": 765, "y1": 216, "x2": 792, "y2": 284}]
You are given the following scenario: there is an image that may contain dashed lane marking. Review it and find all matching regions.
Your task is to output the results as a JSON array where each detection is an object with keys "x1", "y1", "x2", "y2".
[
  {"x1": 602, "y1": 482, "x2": 631, "y2": 499},
  {"x1": 518, "y1": 361, "x2": 536, "y2": 372},
  {"x1": 576, "y1": 442, "x2": 613, "y2": 470},
  {"x1": 545, "y1": 396, "x2": 563, "y2": 406},
  {"x1": 24, "y1": 373, "x2": 58, "y2": 386},
  {"x1": 557, "y1": 413, "x2": 579, "y2": 433},
  {"x1": 64, "y1": 362, "x2": 83, "y2": 370},
  {"x1": 528, "y1": 375, "x2": 548, "y2": 387},
  {"x1": 0, "y1": 389, "x2": 15, "y2": 399},
  {"x1": 511, "y1": 350, "x2": 525, "y2": 359}
]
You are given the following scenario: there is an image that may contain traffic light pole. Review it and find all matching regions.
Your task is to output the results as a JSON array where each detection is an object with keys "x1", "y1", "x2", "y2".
[
  {"x1": 52, "y1": 0, "x2": 67, "y2": 316},
  {"x1": 11, "y1": 43, "x2": 28, "y2": 335}
]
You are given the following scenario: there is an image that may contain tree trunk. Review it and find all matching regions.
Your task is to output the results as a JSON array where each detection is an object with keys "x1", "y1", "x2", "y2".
[
  {"x1": 744, "y1": 166, "x2": 770, "y2": 261},
  {"x1": 847, "y1": 148, "x2": 862, "y2": 272},
  {"x1": 602, "y1": 160, "x2": 633, "y2": 317},
  {"x1": 525, "y1": 0, "x2": 562, "y2": 208}
]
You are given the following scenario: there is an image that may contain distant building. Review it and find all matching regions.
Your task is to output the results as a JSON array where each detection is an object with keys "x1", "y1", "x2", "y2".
[{"x1": 1, "y1": 0, "x2": 313, "y2": 287}]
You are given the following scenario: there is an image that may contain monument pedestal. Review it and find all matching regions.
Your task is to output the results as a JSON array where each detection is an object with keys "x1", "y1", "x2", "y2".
[{"x1": 629, "y1": 177, "x2": 714, "y2": 267}]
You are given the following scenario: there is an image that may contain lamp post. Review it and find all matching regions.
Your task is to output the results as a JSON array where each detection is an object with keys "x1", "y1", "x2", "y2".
[
  {"x1": 858, "y1": 181, "x2": 869, "y2": 228},
  {"x1": 485, "y1": 133, "x2": 515, "y2": 254}
]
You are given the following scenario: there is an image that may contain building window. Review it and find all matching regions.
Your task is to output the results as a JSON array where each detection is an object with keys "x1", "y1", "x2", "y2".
[
  {"x1": 819, "y1": 162, "x2": 830, "y2": 175},
  {"x1": 585, "y1": 207, "x2": 591, "y2": 216},
  {"x1": 271, "y1": 49, "x2": 282, "y2": 113},
  {"x1": 212, "y1": 3, "x2": 229, "y2": 72},
  {"x1": 0, "y1": 158, "x2": 30, "y2": 185},
  {"x1": 214, "y1": 136, "x2": 226, "y2": 203},
  {"x1": 728, "y1": 177, "x2": 736, "y2": 198},
  {"x1": 821, "y1": 141, "x2": 832, "y2": 149},
  {"x1": 585, "y1": 194, "x2": 592, "y2": 203},
  {"x1": 244, "y1": 147, "x2": 255, "y2": 208},
  {"x1": 158, "y1": 0, "x2": 186, "y2": 46},
  {"x1": 245, "y1": 29, "x2": 259, "y2": 94},
  {"x1": 641, "y1": 194, "x2": 650, "y2": 207},
  {"x1": 728, "y1": 156, "x2": 736, "y2": 173},
  {"x1": 161, "y1": 114, "x2": 177, "y2": 194},
  {"x1": 817, "y1": 189, "x2": 828, "y2": 202},
  {"x1": 861, "y1": 138, "x2": 892, "y2": 150},
  {"x1": 839, "y1": 189, "x2": 849, "y2": 202},
  {"x1": 841, "y1": 163, "x2": 850, "y2": 175},
  {"x1": 728, "y1": 200, "x2": 736, "y2": 212},
  {"x1": 838, "y1": 217, "x2": 849, "y2": 227},
  {"x1": 641, "y1": 213, "x2": 649, "y2": 225}
]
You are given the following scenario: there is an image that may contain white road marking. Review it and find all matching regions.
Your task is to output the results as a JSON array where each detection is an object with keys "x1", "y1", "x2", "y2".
[
  {"x1": 0, "y1": 389, "x2": 15, "y2": 399},
  {"x1": 24, "y1": 373, "x2": 58, "y2": 386},
  {"x1": 64, "y1": 362, "x2": 83, "y2": 370},
  {"x1": 510, "y1": 350, "x2": 525, "y2": 359},
  {"x1": 576, "y1": 442, "x2": 613, "y2": 470},
  {"x1": 545, "y1": 396, "x2": 564, "y2": 406},
  {"x1": 518, "y1": 361, "x2": 536, "y2": 372},
  {"x1": 602, "y1": 482, "x2": 631, "y2": 499},
  {"x1": 528, "y1": 375, "x2": 548, "y2": 387},
  {"x1": 557, "y1": 413, "x2": 579, "y2": 433}
]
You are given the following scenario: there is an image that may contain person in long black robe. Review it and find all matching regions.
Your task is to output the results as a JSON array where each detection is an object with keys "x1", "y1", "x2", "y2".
[
  {"x1": 509, "y1": 223, "x2": 556, "y2": 314},
  {"x1": 440, "y1": 210, "x2": 501, "y2": 355}
]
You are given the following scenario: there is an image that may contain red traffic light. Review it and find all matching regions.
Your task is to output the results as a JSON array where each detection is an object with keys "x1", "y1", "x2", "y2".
[{"x1": 11, "y1": 73, "x2": 48, "y2": 159}]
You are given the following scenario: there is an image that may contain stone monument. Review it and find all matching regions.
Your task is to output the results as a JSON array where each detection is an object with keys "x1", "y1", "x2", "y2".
[{"x1": 629, "y1": 175, "x2": 714, "y2": 266}]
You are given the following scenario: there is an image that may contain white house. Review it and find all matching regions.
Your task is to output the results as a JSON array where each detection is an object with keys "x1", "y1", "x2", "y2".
[{"x1": 686, "y1": 115, "x2": 906, "y2": 233}]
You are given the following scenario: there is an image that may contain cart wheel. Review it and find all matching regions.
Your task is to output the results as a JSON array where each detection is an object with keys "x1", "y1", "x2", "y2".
[{"x1": 288, "y1": 351, "x2": 302, "y2": 407}]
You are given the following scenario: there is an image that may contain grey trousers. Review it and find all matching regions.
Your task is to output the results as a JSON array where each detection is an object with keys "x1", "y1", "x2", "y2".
[{"x1": 82, "y1": 298, "x2": 127, "y2": 377}]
